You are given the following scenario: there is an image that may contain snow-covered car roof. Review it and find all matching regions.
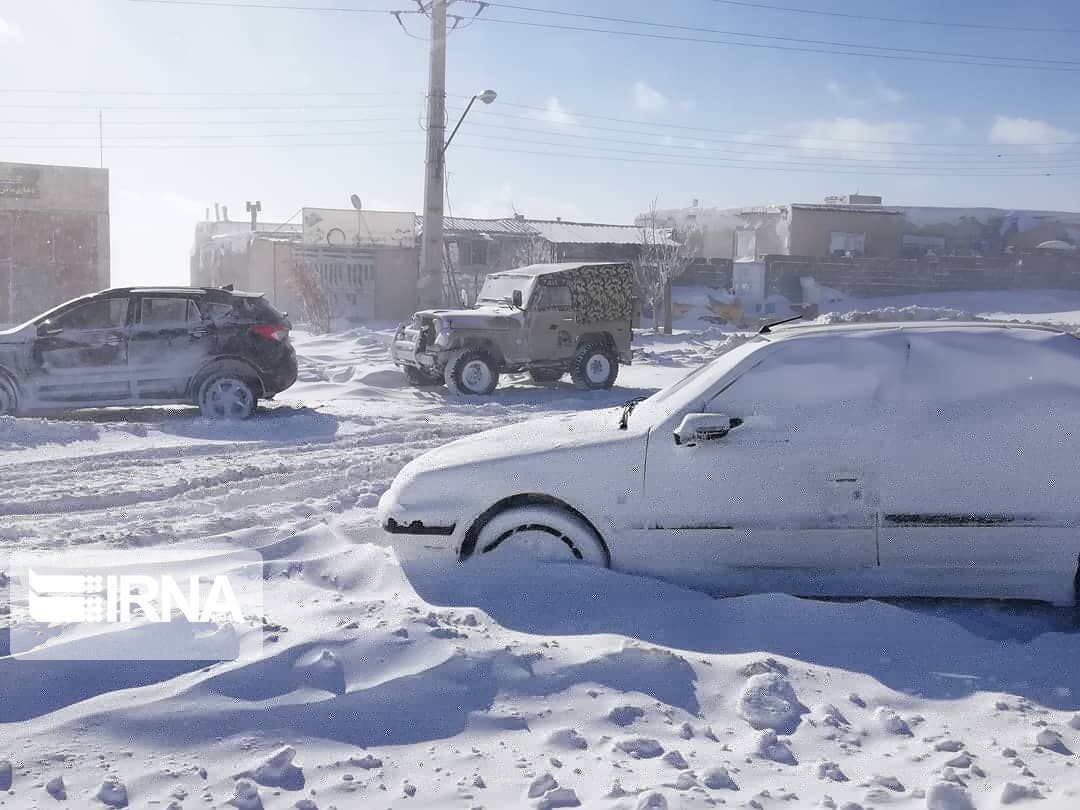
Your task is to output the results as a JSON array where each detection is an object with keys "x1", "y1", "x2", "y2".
[{"x1": 766, "y1": 320, "x2": 1067, "y2": 340}]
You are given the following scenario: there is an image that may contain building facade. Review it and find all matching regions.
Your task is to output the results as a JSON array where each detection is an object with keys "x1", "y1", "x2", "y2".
[
  {"x1": 0, "y1": 161, "x2": 110, "y2": 324},
  {"x1": 190, "y1": 208, "x2": 419, "y2": 325},
  {"x1": 653, "y1": 198, "x2": 1080, "y2": 262}
]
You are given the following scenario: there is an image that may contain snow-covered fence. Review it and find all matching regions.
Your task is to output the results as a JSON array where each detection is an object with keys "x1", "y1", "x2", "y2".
[{"x1": 765, "y1": 251, "x2": 1080, "y2": 302}]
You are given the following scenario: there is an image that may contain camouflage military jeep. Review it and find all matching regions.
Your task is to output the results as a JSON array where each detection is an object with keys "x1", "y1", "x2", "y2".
[{"x1": 391, "y1": 261, "x2": 635, "y2": 395}]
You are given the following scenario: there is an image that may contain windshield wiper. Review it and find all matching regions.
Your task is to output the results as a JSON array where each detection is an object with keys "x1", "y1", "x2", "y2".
[{"x1": 618, "y1": 396, "x2": 648, "y2": 430}]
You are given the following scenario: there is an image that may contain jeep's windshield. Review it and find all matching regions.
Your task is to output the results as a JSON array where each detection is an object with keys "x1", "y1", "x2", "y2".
[{"x1": 477, "y1": 274, "x2": 536, "y2": 306}]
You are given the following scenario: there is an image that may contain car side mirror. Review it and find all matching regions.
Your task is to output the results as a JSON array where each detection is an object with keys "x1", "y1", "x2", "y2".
[
  {"x1": 37, "y1": 320, "x2": 62, "y2": 338},
  {"x1": 512, "y1": 289, "x2": 523, "y2": 308},
  {"x1": 674, "y1": 413, "x2": 744, "y2": 446}
]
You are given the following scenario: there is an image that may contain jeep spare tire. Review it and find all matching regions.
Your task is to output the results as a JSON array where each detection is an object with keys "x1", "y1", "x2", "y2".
[
  {"x1": 445, "y1": 349, "x2": 499, "y2": 395},
  {"x1": 570, "y1": 341, "x2": 619, "y2": 390}
]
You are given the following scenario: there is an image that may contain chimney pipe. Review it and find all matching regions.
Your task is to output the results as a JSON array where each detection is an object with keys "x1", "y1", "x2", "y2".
[{"x1": 214, "y1": 203, "x2": 220, "y2": 222}]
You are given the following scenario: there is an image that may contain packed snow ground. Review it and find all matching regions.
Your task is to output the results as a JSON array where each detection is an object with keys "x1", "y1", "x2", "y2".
[{"x1": 4, "y1": 290, "x2": 1080, "y2": 809}]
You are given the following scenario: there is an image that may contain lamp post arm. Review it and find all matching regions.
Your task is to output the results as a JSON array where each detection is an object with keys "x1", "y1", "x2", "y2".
[{"x1": 443, "y1": 94, "x2": 478, "y2": 153}]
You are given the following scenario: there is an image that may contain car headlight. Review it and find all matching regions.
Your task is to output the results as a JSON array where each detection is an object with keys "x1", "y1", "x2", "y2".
[{"x1": 433, "y1": 329, "x2": 452, "y2": 348}]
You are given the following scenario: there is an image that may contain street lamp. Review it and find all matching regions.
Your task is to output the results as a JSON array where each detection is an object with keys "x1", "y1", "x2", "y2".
[{"x1": 443, "y1": 89, "x2": 497, "y2": 154}]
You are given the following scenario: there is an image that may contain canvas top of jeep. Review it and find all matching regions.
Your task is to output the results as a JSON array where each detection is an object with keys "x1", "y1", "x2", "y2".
[{"x1": 408, "y1": 261, "x2": 635, "y2": 325}]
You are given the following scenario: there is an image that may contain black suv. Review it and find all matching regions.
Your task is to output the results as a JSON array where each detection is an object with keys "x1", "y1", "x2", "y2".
[{"x1": 0, "y1": 286, "x2": 297, "y2": 419}]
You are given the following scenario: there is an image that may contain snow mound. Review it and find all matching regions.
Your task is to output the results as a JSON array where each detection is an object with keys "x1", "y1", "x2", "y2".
[
  {"x1": 614, "y1": 737, "x2": 664, "y2": 759},
  {"x1": 0, "y1": 416, "x2": 99, "y2": 449},
  {"x1": 702, "y1": 766, "x2": 739, "y2": 790},
  {"x1": 817, "y1": 761, "x2": 848, "y2": 782},
  {"x1": 545, "y1": 728, "x2": 588, "y2": 750},
  {"x1": 875, "y1": 707, "x2": 914, "y2": 736},
  {"x1": 528, "y1": 772, "x2": 558, "y2": 798},
  {"x1": 925, "y1": 781, "x2": 976, "y2": 810},
  {"x1": 95, "y1": 777, "x2": 130, "y2": 808},
  {"x1": 45, "y1": 774, "x2": 66, "y2": 799},
  {"x1": 1001, "y1": 782, "x2": 1043, "y2": 803},
  {"x1": 229, "y1": 778, "x2": 262, "y2": 810},
  {"x1": 535, "y1": 786, "x2": 580, "y2": 809},
  {"x1": 636, "y1": 790, "x2": 669, "y2": 809},
  {"x1": 249, "y1": 745, "x2": 303, "y2": 789},
  {"x1": 661, "y1": 749, "x2": 688, "y2": 769},
  {"x1": 753, "y1": 729, "x2": 797, "y2": 765},
  {"x1": 738, "y1": 672, "x2": 808, "y2": 734},
  {"x1": 606, "y1": 705, "x2": 646, "y2": 726},
  {"x1": 738, "y1": 656, "x2": 789, "y2": 677},
  {"x1": 816, "y1": 305, "x2": 980, "y2": 324}
]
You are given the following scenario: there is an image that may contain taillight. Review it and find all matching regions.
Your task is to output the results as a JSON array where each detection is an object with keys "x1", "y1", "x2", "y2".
[{"x1": 250, "y1": 323, "x2": 289, "y2": 342}]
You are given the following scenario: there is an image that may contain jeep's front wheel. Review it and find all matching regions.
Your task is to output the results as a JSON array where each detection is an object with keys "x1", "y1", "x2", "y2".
[
  {"x1": 445, "y1": 349, "x2": 499, "y2": 395},
  {"x1": 570, "y1": 341, "x2": 619, "y2": 390}
]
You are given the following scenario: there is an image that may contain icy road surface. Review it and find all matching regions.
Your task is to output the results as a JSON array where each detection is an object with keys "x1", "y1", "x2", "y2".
[{"x1": 3, "y1": 292, "x2": 1080, "y2": 809}]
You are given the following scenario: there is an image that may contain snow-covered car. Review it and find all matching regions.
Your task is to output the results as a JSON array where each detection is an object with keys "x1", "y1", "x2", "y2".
[
  {"x1": 0, "y1": 286, "x2": 297, "y2": 418},
  {"x1": 390, "y1": 261, "x2": 635, "y2": 394},
  {"x1": 380, "y1": 321, "x2": 1080, "y2": 605}
]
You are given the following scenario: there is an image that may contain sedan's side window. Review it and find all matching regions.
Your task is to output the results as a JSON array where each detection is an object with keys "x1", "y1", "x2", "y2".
[
  {"x1": 53, "y1": 298, "x2": 130, "y2": 331},
  {"x1": 704, "y1": 335, "x2": 906, "y2": 425},
  {"x1": 140, "y1": 297, "x2": 200, "y2": 325}
]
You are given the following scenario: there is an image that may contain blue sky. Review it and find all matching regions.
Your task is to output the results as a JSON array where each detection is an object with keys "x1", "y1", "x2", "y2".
[{"x1": 1, "y1": 0, "x2": 1079, "y2": 285}]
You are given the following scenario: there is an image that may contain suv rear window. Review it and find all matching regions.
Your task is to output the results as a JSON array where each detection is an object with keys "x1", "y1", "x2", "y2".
[{"x1": 204, "y1": 296, "x2": 288, "y2": 324}]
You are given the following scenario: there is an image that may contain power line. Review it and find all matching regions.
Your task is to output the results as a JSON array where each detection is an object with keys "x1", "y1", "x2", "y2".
[
  {"x1": 458, "y1": 123, "x2": 1080, "y2": 167},
  {"x1": 126, "y1": 0, "x2": 415, "y2": 12},
  {"x1": 468, "y1": 15, "x2": 1080, "y2": 72},
  {"x1": 450, "y1": 143, "x2": 1079, "y2": 177},
  {"x1": 8, "y1": 129, "x2": 1080, "y2": 175},
  {"x1": 707, "y1": 0, "x2": 1080, "y2": 35},
  {"x1": 0, "y1": 88, "x2": 427, "y2": 96},
  {"x1": 480, "y1": 103, "x2": 1080, "y2": 149},
  {"x1": 474, "y1": 2, "x2": 1080, "y2": 68},
  {"x1": 120, "y1": 0, "x2": 1080, "y2": 71}
]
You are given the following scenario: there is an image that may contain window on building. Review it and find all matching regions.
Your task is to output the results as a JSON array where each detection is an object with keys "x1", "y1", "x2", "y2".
[{"x1": 829, "y1": 231, "x2": 866, "y2": 257}]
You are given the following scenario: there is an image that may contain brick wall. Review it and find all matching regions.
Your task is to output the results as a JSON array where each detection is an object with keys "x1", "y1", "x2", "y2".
[{"x1": 764, "y1": 252, "x2": 1080, "y2": 302}]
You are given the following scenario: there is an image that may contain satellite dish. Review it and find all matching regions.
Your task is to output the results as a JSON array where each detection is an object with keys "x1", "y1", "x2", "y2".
[{"x1": 350, "y1": 194, "x2": 363, "y2": 211}]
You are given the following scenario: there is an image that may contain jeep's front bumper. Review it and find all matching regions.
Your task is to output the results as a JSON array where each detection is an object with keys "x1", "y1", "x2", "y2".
[{"x1": 390, "y1": 324, "x2": 442, "y2": 370}]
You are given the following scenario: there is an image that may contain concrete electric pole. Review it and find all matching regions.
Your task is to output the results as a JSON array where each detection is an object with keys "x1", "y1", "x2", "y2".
[{"x1": 418, "y1": 0, "x2": 448, "y2": 310}]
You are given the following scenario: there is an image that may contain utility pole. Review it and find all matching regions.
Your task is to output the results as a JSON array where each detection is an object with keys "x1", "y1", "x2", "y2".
[{"x1": 418, "y1": 0, "x2": 448, "y2": 309}]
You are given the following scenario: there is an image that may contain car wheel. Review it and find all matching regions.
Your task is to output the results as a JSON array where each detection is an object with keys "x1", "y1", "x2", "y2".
[
  {"x1": 570, "y1": 341, "x2": 619, "y2": 390},
  {"x1": 473, "y1": 505, "x2": 609, "y2": 565},
  {"x1": 198, "y1": 373, "x2": 256, "y2": 419},
  {"x1": 445, "y1": 349, "x2": 499, "y2": 396},
  {"x1": 403, "y1": 365, "x2": 444, "y2": 387},
  {"x1": 528, "y1": 368, "x2": 564, "y2": 385},
  {"x1": 0, "y1": 377, "x2": 17, "y2": 416}
]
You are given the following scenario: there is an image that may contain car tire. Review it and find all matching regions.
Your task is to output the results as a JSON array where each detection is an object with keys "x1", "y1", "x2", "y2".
[
  {"x1": 445, "y1": 348, "x2": 499, "y2": 396},
  {"x1": 473, "y1": 504, "x2": 609, "y2": 565},
  {"x1": 403, "y1": 365, "x2": 444, "y2": 387},
  {"x1": 0, "y1": 376, "x2": 17, "y2": 416},
  {"x1": 198, "y1": 373, "x2": 257, "y2": 419},
  {"x1": 528, "y1": 368, "x2": 564, "y2": 385},
  {"x1": 570, "y1": 341, "x2": 619, "y2": 390}
]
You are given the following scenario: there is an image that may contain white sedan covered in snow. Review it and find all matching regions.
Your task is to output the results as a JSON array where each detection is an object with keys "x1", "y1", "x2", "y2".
[{"x1": 378, "y1": 321, "x2": 1080, "y2": 605}]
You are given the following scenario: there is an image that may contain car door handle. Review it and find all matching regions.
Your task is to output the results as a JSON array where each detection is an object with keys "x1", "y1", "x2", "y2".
[{"x1": 188, "y1": 328, "x2": 207, "y2": 339}]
